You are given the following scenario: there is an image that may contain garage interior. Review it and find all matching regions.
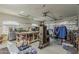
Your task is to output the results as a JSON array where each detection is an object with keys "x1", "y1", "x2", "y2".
[{"x1": 0, "y1": 4, "x2": 79, "y2": 54}]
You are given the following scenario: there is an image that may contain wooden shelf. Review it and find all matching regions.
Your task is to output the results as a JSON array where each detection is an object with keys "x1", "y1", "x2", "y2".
[{"x1": 16, "y1": 31, "x2": 39, "y2": 45}]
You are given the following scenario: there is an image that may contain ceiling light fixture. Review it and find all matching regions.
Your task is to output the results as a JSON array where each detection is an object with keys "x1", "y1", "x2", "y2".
[{"x1": 19, "y1": 11, "x2": 24, "y2": 14}]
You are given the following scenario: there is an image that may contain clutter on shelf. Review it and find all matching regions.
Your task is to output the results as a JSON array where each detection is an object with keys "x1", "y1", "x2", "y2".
[{"x1": 0, "y1": 34, "x2": 7, "y2": 44}]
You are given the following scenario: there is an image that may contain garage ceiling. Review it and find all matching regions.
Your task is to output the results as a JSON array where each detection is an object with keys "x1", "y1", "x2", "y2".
[{"x1": 0, "y1": 4, "x2": 78, "y2": 20}]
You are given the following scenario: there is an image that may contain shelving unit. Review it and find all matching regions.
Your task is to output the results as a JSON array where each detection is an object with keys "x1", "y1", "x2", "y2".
[
  {"x1": 38, "y1": 22, "x2": 50, "y2": 49},
  {"x1": 16, "y1": 31, "x2": 39, "y2": 45}
]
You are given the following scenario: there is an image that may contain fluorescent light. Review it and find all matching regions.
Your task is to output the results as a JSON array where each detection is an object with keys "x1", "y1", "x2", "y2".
[
  {"x1": 19, "y1": 11, "x2": 24, "y2": 14},
  {"x1": 59, "y1": 21, "x2": 68, "y2": 25},
  {"x1": 32, "y1": 24, "x2": 38, "y2": 27},
  {"x1": 3, "y1": 21, "x2": 19, "y2": 25}
]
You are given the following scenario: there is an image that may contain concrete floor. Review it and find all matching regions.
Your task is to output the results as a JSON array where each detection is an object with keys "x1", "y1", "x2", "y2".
[
  {"x1": 0, "y1": 42, "x2": 7, "y2": 49},
  {"x1": 31, "y1": 39, "x2": 68, "y2": 54},
  {"x1": 0, "y1": 39, "x2": 68, "y2": 54}
]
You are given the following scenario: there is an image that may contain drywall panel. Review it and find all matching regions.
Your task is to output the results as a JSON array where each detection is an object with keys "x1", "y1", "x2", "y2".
[{"x1": 0, "y1": 13, "x2": 32, "y2": 33}]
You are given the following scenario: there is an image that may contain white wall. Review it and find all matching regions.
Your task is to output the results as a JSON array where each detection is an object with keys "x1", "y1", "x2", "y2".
[{"x1": 0, "y1": 13, "x2": 32, "y2": 33}]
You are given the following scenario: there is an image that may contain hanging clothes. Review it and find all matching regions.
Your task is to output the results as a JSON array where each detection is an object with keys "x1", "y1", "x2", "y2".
[
  {"x1": 58, "y1": 25, "x2": 67, "y2": 39},
  {"x1": 54, "y1": 26, "x2": 59, "y2": 38}
]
